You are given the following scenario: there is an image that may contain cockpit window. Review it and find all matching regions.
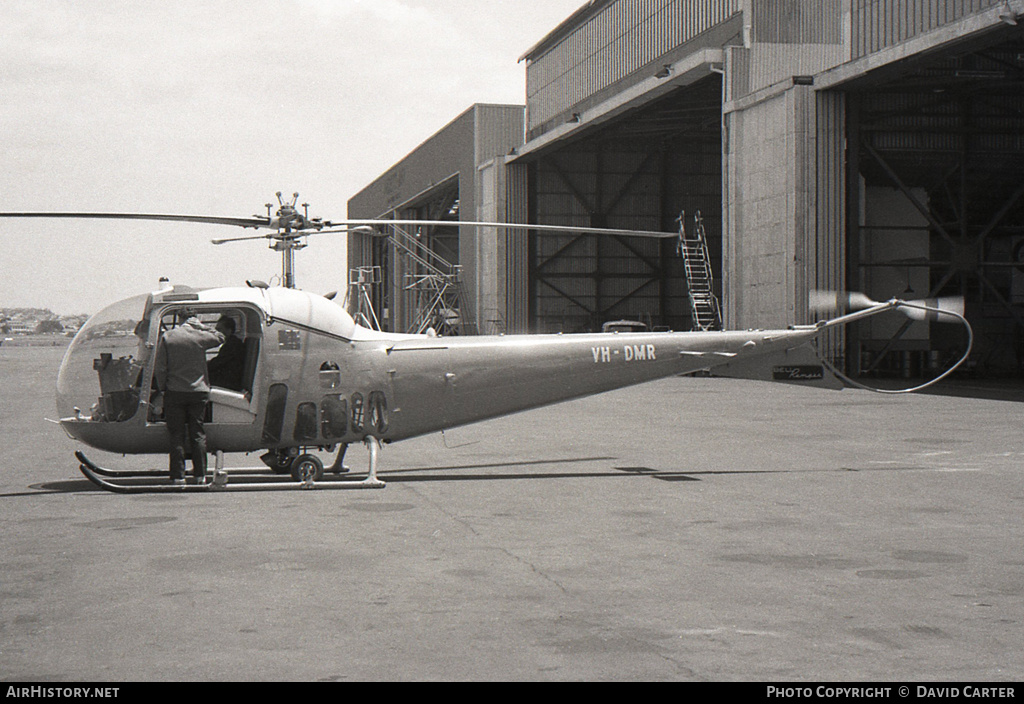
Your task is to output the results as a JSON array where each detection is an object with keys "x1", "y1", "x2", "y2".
[
  {"x1": 57, "y1": 294, "x2": 150, "y2": 421},
  {"x1": 58, "y1": 298, "x2": 265, "y2": 422}
]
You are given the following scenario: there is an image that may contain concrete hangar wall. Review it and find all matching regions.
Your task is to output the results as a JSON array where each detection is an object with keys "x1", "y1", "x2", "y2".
[{"x1": 351, "y1": 0, "x2": 1024, "y2": 378}]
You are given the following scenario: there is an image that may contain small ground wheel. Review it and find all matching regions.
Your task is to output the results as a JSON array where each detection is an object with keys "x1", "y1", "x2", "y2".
[{"x1": 290, "y1": 454, "x2": 324, "y2": 483}]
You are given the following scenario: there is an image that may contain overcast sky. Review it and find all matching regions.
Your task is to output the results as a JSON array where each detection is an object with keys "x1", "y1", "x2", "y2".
[{"x1": 0, "y1": 0, "x2": 585, "y2": 314}]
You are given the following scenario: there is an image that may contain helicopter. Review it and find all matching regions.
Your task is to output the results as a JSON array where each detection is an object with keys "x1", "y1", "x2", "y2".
[{"x1": 1, "y1": 197, "x2": 973, "y2": 493}]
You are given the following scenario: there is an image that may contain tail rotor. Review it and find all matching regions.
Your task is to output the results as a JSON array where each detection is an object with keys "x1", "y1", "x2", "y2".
[
  {"x1": 809, "y1": 290, "x2": 965, "y2": 325},
  {"x1": 806, "y1": 290, "x2": 973, "y2": 394}
]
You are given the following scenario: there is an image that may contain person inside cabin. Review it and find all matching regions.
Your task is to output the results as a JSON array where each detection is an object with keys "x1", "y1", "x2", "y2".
[
  {"x1": 154, "y1": 309, "x2": 225, "y2": 486},
  {"x1": 207, "y1": 315, "x2": 246, "y2": 392}
]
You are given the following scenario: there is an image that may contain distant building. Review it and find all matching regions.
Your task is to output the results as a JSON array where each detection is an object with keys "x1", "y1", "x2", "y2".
[{"x1": 8, "y1": 322, "x2": 34, "y2": 335}]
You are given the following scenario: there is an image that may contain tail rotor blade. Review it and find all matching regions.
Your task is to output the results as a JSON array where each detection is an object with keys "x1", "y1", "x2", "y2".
[
  {"x1": 897, "y1": 297, "x2": 965, "y2": 323},
  {"x1": 809, "y1": 290, "x2": 879, "y2": 314}
]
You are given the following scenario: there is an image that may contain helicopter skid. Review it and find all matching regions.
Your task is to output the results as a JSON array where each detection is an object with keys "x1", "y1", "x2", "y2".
[
  {"x1": 78, "y1": 460, "x2": 386, "y2": 493},
  {"x1": 74, "y1": 451, "x2": 281, "y2": 479},
  {"x1": 72, "y1": 451, "x2": 260, "y2": 478},
  {"x1": 74, "y1": 451, "x2": 166, "y2": 478},
  {"x1": 76, "y1": 442, "x2": 386, "y2": 494}
]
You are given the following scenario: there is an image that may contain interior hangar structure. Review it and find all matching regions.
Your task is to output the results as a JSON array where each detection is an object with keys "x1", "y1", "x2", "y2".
[{"x1": 348, "y1": 0, "x2": 1024, "y2": 378}]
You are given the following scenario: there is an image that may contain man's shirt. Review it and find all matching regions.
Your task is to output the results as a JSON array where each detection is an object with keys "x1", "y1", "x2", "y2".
[{"x1": 155, "y1": 320, "x2": 225, "y2": 394}]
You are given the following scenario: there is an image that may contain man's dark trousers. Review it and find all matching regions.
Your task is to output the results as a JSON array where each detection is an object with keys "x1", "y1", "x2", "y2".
[{"x1": 165, "y1": 390, "x2": 209, "y2": 482}]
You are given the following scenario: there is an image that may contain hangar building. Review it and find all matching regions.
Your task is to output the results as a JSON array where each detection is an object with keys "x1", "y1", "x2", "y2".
[{"x1": 348, "y1": 0, "x2": 1024, "y2": 378}]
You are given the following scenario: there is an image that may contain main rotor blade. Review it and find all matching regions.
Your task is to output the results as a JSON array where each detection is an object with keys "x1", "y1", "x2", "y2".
[
  {"x1": 212, "y1": 226, "x2": 377, "y2": 244},
  {"x1": 0, "y1": 212, "x2": 271, "y2": 229},
  {"x1": 290, "y1": 226, "x2": 376, "y2": 237},
  {"x1": 339, "y1": 219, "x2": 678, "y2": 239},
  {"x1": 0, "y1": 213, "x2": 677, "y2": 238},
  {"x1": 211, "y1": 234, "x2": 275, "y2": 245}
]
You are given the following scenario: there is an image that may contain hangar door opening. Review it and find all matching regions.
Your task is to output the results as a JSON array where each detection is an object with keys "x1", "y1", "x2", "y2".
[
  {"x1": 847, "y1": 29, "x2": 1024, "y2": 379},
  {"x1": 525, "y1": 76, "x2": 723, "y2": 334},
  {"x1": 363, "y1": 176, "x2": 475, "y2": 337}
]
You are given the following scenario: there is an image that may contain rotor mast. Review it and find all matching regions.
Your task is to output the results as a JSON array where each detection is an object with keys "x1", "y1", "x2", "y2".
[
  {"x1": 208, "y1": 192, "x2": 374, "y2": 290},
  {"x1": 267, "y1": 192, "x2": 308, "y2": 289}
]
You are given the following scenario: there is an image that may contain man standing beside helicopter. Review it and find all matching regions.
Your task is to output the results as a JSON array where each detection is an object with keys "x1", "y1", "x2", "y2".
[{"x1": 154, "y1": 309, "x2": 225, "y2": 485}]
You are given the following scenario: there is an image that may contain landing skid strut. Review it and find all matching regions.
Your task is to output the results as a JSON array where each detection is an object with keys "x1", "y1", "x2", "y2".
[{"x1": 76, "y1": 438, "x2": 386, "y2": 493}]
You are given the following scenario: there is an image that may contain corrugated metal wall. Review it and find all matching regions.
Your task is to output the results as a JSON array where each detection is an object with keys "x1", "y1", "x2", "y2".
[
  {"x1": 525, "y1": 0, "x2": 740, "y2": 138},
  {"x1": 474, "y1": 105, "x2": 529, "y2": 182},
  {"x1": 752, "y1": 0, "x2": 844, "y2": 43},
  {"x1": 850, "y1": 0, "x2": 1002, "y2": 58},
  {"x1": 814, "y1": 90, "x2": 847, "y2": 364},
  {"x1": 504, "y1": 163, "x2": 531, "y2": 333}
]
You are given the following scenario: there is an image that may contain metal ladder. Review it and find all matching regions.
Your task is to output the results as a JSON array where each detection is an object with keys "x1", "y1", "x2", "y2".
[
  {"x1": 386, "y1": 223, "x2": 477, "y2": 336},
  {"x1": 676, "y1": 211, "x2": 722, "y2": 331}
]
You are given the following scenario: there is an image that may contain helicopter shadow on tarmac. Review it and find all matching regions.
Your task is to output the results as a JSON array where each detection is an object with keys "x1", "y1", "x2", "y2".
[
  {"x1": 14, "y1": 456, "x2": 632, "y2": 495},
  {"x1": 9, "y1": 456, "x2": 906, "y2": 497},
  {"x1": 12, "y1": 455, "x2": 642, "y2": 495}
]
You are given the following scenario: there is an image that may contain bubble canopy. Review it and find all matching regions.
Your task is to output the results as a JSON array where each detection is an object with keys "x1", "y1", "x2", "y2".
[{"x1": 57, "y1": 294, "x2": 151, "y2": 421}]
